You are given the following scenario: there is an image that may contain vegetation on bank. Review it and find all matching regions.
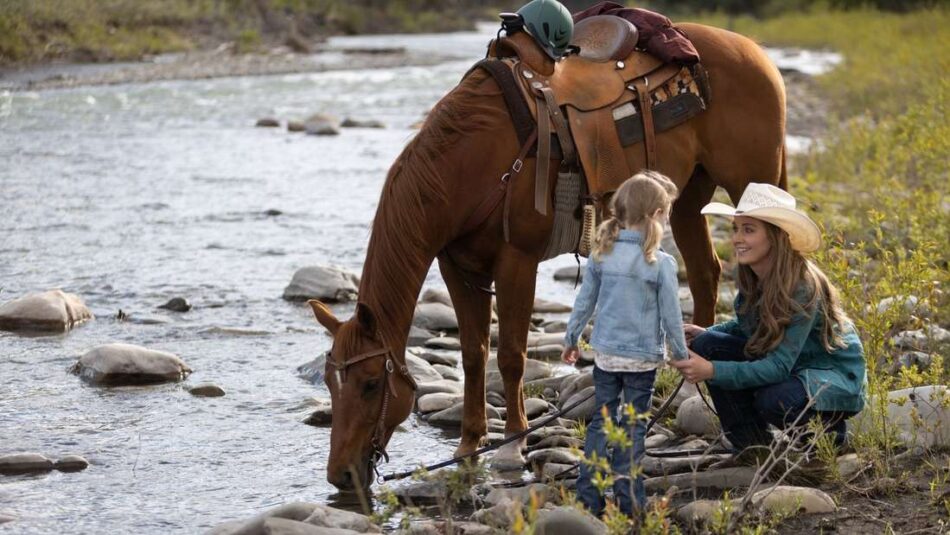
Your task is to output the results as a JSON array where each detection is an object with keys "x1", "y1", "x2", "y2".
[{"x1": 0, "y1": 0, "x2": 486, "y2": 66}]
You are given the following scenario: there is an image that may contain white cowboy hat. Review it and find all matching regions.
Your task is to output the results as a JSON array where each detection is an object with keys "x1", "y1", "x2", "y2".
[{"x1": 701, "y1": 183, "x2": 822, "y2": 253}]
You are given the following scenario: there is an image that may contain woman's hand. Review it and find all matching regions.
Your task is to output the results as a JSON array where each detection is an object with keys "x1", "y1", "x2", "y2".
[
  {"x1": 669, "y1": 350, "x2": 715, "y2": 384},
  {"x1": 683, "y1": 324, "x2": 707, "y2": 345},
  {"x1": 561, "y1": 346, "x2": 581, "y2": 365}
]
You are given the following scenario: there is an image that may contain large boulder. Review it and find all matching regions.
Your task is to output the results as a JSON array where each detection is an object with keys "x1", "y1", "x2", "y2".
[
  {"x1": 0, "y1": 453, "x2": 53, "y2": 475},
  {"x1": 851, "y1": 384, "x2": 950, "y2": 449},
  {"x1": 208, "y1": 502, "x2": 379, "y2": 535},
  {"x1": 535, "y1": 506, "x2": 606, "y2": 535},
  {"x1": 70, "y1": 343, "x2": 192, "y2": 385},
  {"x1": 282, "y1": 266, "x2": 359, "y2": 303},
  {"x1": 751, "y1": 485, "x2": 837, "y2": 515},
  {"x1": 0, "y1": 290, "x2": 93, "y2": 332},
  {"x1": 304, "y1": 113, "x2": 341, "y2": 136}
]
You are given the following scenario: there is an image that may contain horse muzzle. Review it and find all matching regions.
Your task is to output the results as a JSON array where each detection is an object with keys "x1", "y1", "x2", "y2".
[{"x1": 327, "y1": 457, "x2": 374, "y2": 492}]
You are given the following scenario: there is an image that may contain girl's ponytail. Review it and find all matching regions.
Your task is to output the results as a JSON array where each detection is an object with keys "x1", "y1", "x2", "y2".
[
  {"x1": 641, "y1": 213, "x2": 664, "y2": 264},
  {"x1": 592, "y1": 217, "x2": 622, "y2": 260}
]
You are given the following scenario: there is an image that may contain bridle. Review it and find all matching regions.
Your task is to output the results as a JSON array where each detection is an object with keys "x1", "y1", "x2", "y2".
[{"x1": 324, "y1": 344, "x2": 417, "y2": 474}]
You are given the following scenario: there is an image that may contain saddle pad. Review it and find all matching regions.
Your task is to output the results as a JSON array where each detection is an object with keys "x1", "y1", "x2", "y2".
[{"x1": 613, "y1": 65, "x2": 708, "y2": 146}]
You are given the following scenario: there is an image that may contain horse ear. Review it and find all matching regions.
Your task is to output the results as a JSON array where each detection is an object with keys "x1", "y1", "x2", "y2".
[
  {"x1": 355, "y1": 302, "x2": 377, "y2": 336},
  {"x1": 308, "y1": 300, "x2": 341, "y2": 336}
]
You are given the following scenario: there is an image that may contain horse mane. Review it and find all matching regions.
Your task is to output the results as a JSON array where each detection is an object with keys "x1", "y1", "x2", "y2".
[{"x1": 359, "y1": 67, "x2": 506, "y2": 348}]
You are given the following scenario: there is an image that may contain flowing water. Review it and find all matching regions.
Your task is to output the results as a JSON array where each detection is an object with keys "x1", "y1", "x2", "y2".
[{"x1": 0, "y1": 24, "x2": 839, "y2": 534}]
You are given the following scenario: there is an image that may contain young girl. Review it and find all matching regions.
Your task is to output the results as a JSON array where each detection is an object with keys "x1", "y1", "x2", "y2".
[
  {"x1": 671, "y1": 183, "x2": 866, "y2": 452},
  {"x1": 562, "y1": 171, "x2": 689, "y2": 517}
]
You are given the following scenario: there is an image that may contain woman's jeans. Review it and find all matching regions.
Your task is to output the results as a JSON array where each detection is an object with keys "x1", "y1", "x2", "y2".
[
  {"x1": 577, "y1": 366, "x2": 655, "y2": 516},
  {"x1": 691, "y1": 330, "x2": 851, "y2": 451}
]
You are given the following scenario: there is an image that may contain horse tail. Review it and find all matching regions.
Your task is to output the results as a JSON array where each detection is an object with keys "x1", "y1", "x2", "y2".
[{"x1": 778, "y1": 143, "x2": 788, "y2": 191}]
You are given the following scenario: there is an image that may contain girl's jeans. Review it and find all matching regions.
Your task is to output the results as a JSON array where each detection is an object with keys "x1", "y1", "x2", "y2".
[
  {"x1": 691, "y1": 330, "x2": 852, "y2": 451},
  {"x1": 576, "y1": 366, "x2": 655, "y2": 516}
]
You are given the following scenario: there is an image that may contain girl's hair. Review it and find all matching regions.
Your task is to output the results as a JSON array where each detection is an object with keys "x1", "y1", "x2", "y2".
[
  {"x1": 738, "y1": 222, "x2": 850, "y2": 356},
  {"x1": 592, "y1": 171, "x2": 678, "y2": 263}
]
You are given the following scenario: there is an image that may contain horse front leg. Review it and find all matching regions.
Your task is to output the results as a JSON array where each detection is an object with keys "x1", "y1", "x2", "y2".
[
  {"x1": 671, "y1": 167, "x2": 721, "y2": 326},
  {"x1": 438, "y1": 256, "x2": 493, "y2": 458},
  {"x1": 488, "y1": 245, "x2": 538, "y2": 471}
]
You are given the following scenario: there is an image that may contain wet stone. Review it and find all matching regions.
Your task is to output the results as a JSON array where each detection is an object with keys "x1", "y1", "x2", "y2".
[
  {"x1": 410, "y1": 349, "x2": 460, "y2": 367},
  {"x1": 424, "y1": 337, "x2": 461, "y2": 350},
  {"x1": 71, "y1": 343, "x2": 192, "y2": 386},
  {"x1": 52, "y1": 454, "x2": 88, "y2": 472},
  {"x1": 535, "y1": 506, "x2": 607, "y2": 535},
  {"x1": 412, "y1": 302, "x2": 458, "y2": 331},
  {"x1": 533, "y1": 298, "x2": 571, "y2": 313},
  {"x1": 0, "y1": 453, "x2": 54, "y2": 475},
  {"x1": 487, "y1": 391, "x2": 506, "y2": 407},
  {"x1": 282, "y1": 266, "x2": 359, "y2": 302},
  {"x1": 341, "y1": 118, "x2": 385, "y2": 129},
  {"x1": 530, "y1": 435, "x2": 583, "y2": 451},
  {"x1": 432, "y1": 364, "x2": 461, "y2": 382},
  {"x1": 751, "y1": 485, "x2": 837, "y2": 515},
  {"x1": 524, "y1": 397, "x2": 551, "y2": 419},
  {"x1": 0, "y1": 289, "x2": 93, "y2": 333},
  {"x1": 405, "y1": 353, "x2": 443, "y2": 384},
  {"x1": 415, "y1": 380, "x2": 463, "y2": 397},
  {"x1": 189, "y1": 383, "x2": 226, "y2": 397},
  {"x1": 416, "y1": 392, "x2": 463, "y2": 414},
  {"x1": 560, "y1": 386, "x2": 596, "y2": 421},
  {"x1": 157, "y1": 297, "x2": 191, "y2": 312},
  {"x1": 302, "y1": 399, "x2": 332, "y2": 426},
  {"x1": 256, "y1": 118, "x2": 280, "y2": 127},
  {"x1": 485, "y1": 483, "x2": 557, "y2": 507},
  {"x1": 394, "y1": 479, "x2": 448, "y2": 504}
]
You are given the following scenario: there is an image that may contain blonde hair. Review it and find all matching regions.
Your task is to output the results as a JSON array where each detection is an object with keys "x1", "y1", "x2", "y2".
[
  {"x1": 738, "y1": 222, "x2": 850, "y2": 356},
  {"x1": 592, "y1": 171, "x2": 679, "y2": 263}
]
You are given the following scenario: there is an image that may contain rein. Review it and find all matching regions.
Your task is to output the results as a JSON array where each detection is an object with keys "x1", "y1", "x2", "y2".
[{"x1": 326, "y1": 345, "x2": 417, "y2": 467}]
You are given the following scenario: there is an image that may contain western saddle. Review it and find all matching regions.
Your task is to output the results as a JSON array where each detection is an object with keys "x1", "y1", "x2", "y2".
[{"x1": 483, "y1": 15, "x2": 709, "y2": 218}]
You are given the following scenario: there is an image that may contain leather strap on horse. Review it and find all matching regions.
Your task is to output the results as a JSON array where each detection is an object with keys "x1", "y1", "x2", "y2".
[
  {"x1": 474, "y1": 59, "x2": 535, "y2": 148},
  {"x1": 535, "y1": 100, "x2": 551, "y2": 215},
  {"x1": 632, "y1": 76, "x2": 658, "y2": 170}
]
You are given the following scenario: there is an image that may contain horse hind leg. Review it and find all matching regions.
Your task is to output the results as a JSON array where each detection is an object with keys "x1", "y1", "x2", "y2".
[
  {"x1": 671, "y1": 166, "x2": 721, "y2": 326},
  {"x1": 437, "y1": 256, "x2": 493, "y2": 458}
]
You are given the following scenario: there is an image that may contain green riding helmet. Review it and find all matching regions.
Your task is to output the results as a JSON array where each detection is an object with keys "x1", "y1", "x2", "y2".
[{"x1": 516, "y1": 0, "x2": 574, "y2": 60}]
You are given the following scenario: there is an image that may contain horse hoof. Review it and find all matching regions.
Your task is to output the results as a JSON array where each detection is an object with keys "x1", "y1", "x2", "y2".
[{"x1": 490, "y1": 444, "x2": 526, "y2": 471}]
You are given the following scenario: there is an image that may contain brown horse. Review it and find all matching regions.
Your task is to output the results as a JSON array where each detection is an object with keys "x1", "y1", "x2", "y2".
[{"x1": 309, "y1": 22, "x2": 786, "y2": 490}]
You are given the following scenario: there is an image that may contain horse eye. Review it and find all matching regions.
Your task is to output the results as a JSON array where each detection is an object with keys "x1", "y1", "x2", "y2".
[{"x1": 362, "y1": 380, "x2": 379, "y2": 395}]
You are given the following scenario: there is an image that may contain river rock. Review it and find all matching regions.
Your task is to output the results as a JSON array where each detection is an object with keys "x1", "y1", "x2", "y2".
[
  {"x1": 417, "y1": 392, "x2": 463, "y2": 413},
  {"x1": 189, "y1": 383, "x2": 226, "y2": 397},
  {"x1": 751, "y1": 485, "x2": 837, "y2": 515},
  {"x1": 53, "y1": 455, "x2": 89, "y2": 472},
  {"x1": 851, "y1": 384, "x2": 950, "y2": 449},
  {"x1": 413, "y1": 302, "x2": 458, "y2": 331},
  {"x1": 0, "y1": 290, "x2": 93, "y2": 332},
  {"x1": 0, "y1": 453, "x2": 53, "y2": 475},
  {"x1": 528, "y1": 332, "x2": 569, "y2": 347},
  {"x1": 553, "y1": 265, "x2": 584, "y2": 282},
  {"x1": 538, "y1": 461, "x2": 575, "y2": 480},
  {"x1": 524, "y1": 398, "x2": 551, "y2": 419},
  {"x1": 527, "y1": 426, "x2": 574, "y2": 446},
  {"x1": 287, "y1": 121, "x2": 305, "y2": 132},
  {"x1": 531, "y1": 435, "x2": 582, "y2": 451},
  {"x1": 427, "y1": 402, "x2": 501, "y2": 427},
  {"x1": 484, "y1": 483, "x2": 556, "y2": 506},
  {"x1": 676, "y1": 500, "x2": 722, "y2": 526},
  {"x1": 415, "y1": 380, "x2": 463, "y2": 397},
  {"x1": 302, "y1": 398, "x2": 332, "y2": 426},
  {"x1": 341, "y1": 118, "x2": 385, "y2": 129},
  {"x1": 256, "y1": 118, "x2": 280, "y2": 127},
  {"x1": 471, "y1": 497, "x2": 519, "y2": 530},
  {"x1": 892, "y1": 325, "x2": 950, "y2": 350},
  {"x1": 432, "y1": 363, "x2": 461, "y2": 381},
  {"x1": 297, "y1": 353, "x2": 327, "y2": 384},
  {"x1": 897, "y1": 351, "x2": 933, "y2": 370},
  {"x1": 158, "y1": 297, "x2": 191, "y2": 312},
  {"x1": 487, "y1": 391, "x2": 506, "y2": 407},
  {"x1": 541, "y1": 319, "x2": 567, "y2": 332},
  {"x1": 394, "y1": 479, "x2": 447, "y2": 504},
  {"x1": 533, "y1": 298, "x2": 571, "y2": 313},
  {"x1": 876, "y1": 295, "x2": 921, "y2": 315},
  {"x1": 675, "y1": 395, "x2": 720, "y2": 437},
  {"x1": 209, "y1": 502, "x2": 378, "y2": 535},
  {"x1": 71, "y1": 343, "x2": 192, "y2": 385},
  {"x1": 304, "y1": 113, "x2": 340, "y2": 136},
  {"x1": 645, "y1": 434, "x2": 670, "y2": 449},
  {"x1": 671, "y1": 380, "x2": 699, "y2": 409},
  {"x1": 0, "y1": 512, "x2": 15, "y2": 524},
  {"x1": 282, "y1": 266, "x2": 359, "y2": 302},
  {"x1": 560, "y1": 386, "x2": 596, "y2": 421},
  {"x1": 406, "y1": 353, "x2": 443, "y2": 384},
  {"x1": 526, "y1": 344, "x2": 564, "y2": 361},
  {"x1": 424, "y1": 337, "x2": 461, "y2": 350},
  {"x1": 263, "y1": 517, "x2": 357, "y2": 534},
  {"x1": 641, "y1": 454, "x2": 729, "y2": 477},
  {"x1": 836, "y1": 453, "x2": 866, "y2": 480},
  {"x1": 644, "y1": 466, "x2": 756, "y2": 493},
  {"x1": 526, "y1": 448, "x2": 580, "y2": 469},
  {"x1": 535, "y1": 506, "x2": 607, "y2": 535},
  {"x1": 411, "y1": 350, "x2": 460, "y2": 367},
  {"x1": 559, "y1": 372, "x2": 594, "y2": 406},
  {"x1": 301, "y1": 504, "x2": 380, "y2": 532},
  {"x1": 407, "y1": 326, "x2": 436, "y2": 347}
]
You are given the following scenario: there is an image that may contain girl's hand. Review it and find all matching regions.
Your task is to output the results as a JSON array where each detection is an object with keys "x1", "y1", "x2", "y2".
[
  {"x1": 669, "y1": 350, "x2": 715, "y2": 384},
  {"x1": 683, "y1": 324, "x2": 707, "y2": 345},
  {"x1": 561, "y1": 346, "x2": 581, "y2": 365}
]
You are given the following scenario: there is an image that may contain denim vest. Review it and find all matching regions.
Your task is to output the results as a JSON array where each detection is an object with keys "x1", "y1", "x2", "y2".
[{"x1": 565, "y1": 230, "x2": 689, "y2": 361}]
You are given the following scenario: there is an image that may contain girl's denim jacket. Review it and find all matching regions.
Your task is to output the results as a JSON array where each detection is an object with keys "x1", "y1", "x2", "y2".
[{"x1": 565, "y1": 230, "x2": 689, "y2": 362}]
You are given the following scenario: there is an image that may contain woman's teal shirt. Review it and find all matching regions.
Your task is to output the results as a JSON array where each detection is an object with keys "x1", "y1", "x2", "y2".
[{"x1": 708, "y1": 291, "x2": 867, "y2": 413}]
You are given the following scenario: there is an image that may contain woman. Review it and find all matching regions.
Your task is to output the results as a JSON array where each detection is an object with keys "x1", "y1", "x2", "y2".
[{"x1": 671, "y1": 183, "x2": 866, "y2": 451}]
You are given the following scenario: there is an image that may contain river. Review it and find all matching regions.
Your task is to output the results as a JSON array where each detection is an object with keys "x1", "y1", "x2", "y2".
[{"x1": 0, "y1": 23, "x2": 839, "y2": 534}]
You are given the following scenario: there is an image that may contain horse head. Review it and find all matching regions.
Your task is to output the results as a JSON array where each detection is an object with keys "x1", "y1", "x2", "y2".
[{"x1": 308, "y1": 299, "x2": 415, "y2": 492}]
